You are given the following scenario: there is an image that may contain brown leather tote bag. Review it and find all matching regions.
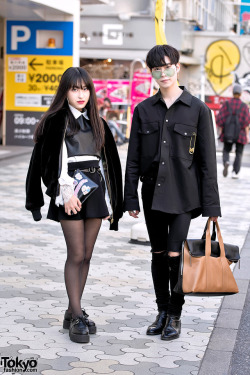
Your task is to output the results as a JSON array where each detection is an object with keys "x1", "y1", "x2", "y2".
[{"x1": 174, "y1": 218, "x2": 239, "y2": 296}]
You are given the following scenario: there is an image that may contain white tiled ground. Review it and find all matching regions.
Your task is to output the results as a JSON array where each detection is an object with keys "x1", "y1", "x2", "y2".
[{"x1": 0, "y1": 148, "x2": 249, "y2": 375}]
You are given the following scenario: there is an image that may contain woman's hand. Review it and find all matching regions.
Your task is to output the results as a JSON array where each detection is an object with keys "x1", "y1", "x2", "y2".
[
  {"x1": 128, "y1": 210, "x2": 140, "y2": 218},
  {"x1": 210, "y1": 216, "x2": 218, "y2": 222},
  {"x1": 103, "y1": 216, "x2": 110, "y2": 220},
  {"x1": 64, "y1": 195, "x2": 82, "y2": 216}
]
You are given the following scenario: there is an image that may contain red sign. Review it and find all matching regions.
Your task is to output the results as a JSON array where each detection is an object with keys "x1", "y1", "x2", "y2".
[
  {"x1": 107, "y1": 80, "x2": 129, "y2": 104},
  {"x1": 131, "y1": 72, "x2": 153, "y2": 114},
  {"x1": 205, "y1": 95, "x2": 231, "y2": 116},
  {"x1": 93, "y1": 80, "x2": 107, "y2": 99}
]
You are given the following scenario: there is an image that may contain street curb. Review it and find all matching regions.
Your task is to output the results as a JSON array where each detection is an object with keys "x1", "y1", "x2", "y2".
[
  {"x1": 0, "y1": 146, "x2": 32, "y2": 161},
  {"x1": 198, "y1": 226, "x2": 250, "y2": 375}
]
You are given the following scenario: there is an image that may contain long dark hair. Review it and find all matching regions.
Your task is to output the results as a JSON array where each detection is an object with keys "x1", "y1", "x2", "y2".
[{"x1": 34, "y1": 67, "x2": 105, "y2": 150}]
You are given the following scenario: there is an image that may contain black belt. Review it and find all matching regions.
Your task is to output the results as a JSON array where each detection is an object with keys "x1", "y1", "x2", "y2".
[{"x1": 80, "y1": 166, "x2": 100, "y2": 173}]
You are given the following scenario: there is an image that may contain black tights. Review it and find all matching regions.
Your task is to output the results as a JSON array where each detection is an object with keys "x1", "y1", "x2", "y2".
[{"x1": 60, "y1": 218, "x2": 102, "y2": 318}]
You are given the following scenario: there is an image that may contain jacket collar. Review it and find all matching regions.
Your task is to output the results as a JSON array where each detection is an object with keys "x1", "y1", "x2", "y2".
[{"x1": 151, "y1": 86, "x2": 192, "y2": 107}]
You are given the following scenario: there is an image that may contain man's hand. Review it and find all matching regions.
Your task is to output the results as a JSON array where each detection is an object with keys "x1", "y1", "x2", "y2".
[
  {"x1": 128, "y1": 210, "x2": 140, "y2": 218},
  {"x1": 210, "y1": 216, "x2": 218, "y2": 222}
]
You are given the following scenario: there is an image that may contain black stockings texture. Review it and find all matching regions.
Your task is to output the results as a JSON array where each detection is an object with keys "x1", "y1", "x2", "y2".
[{"x1": 60, "y1": 218, "x2": 102, "y2": 317}]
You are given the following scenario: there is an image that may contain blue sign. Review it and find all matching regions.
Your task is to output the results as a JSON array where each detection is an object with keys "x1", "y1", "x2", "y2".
[
  {"x1": 240, "y1": 4, "x2": 250, "y2": 34},
  {"x1": 7, "y1": 20, "x2": 73, "y2": 55}
]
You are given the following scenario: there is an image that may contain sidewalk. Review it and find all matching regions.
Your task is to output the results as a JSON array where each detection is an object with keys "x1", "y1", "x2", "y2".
[{"x1": 0, "y1": 145, "x2": 249, "y2": 375}]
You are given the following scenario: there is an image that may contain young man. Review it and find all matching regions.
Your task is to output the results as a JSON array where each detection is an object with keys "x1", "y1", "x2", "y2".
[
  {"x1": 124, "y1": 45, "x2": 221, "y2": 341},
  {"x1": 216, "y1": 84, "x2": 249, "y2": 179}
]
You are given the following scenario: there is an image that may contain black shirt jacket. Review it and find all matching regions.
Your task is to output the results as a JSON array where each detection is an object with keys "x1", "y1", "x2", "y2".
[{"x1": 124, "y1": 87, "x2": 221, "y2": 219}]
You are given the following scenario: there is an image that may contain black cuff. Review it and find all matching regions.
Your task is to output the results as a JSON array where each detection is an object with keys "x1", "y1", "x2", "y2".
[
  {"x1": 32, "y1": 209, "x2": 42, "y2": 221},
  {"x1": 109, "y1": 219, "x2": 118, "y2": 231}
]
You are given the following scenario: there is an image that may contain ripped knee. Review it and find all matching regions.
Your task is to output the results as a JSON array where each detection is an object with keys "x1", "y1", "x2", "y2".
[
  {"x1": 151, "y1": 250, "x2": 167, "y2": 261},
  {"x1": 168, "y1": 251, "x2": 181, "y2": 257}
]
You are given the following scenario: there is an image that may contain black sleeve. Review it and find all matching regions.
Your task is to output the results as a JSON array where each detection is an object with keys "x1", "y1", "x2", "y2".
[
  {"x1": 25, "y1": 141, "x2": 44, "y2": 221},
  {"x1": 102, "y1": 119, "x2": 123, "y2": 230},
  {"x1": 196, "y1": 104, "x2": 221, "y2": 217}
]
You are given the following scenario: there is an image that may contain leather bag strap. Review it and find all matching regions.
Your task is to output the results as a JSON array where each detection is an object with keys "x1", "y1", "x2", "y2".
[
  {"x1": 202, "y1": 219, "x2": 216, "y2": 240},
  {"x1": 205, "y1": 218, "x2": 226, "y2": 258}
]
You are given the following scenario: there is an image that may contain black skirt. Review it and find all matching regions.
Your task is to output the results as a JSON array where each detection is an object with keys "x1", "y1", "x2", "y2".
[{"x1": 47, "y1": 160, "x2": 109, "y2": 222}]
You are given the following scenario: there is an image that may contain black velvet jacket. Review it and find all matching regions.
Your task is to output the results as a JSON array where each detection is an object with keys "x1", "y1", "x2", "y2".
[{"x1": 25, "y1": 109, "x2": 123, "y2": 230}]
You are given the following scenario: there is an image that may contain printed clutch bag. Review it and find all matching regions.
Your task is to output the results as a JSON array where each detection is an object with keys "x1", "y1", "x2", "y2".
[{"x1": 73, "y1": 169, "x2": 98, "y2": 203}]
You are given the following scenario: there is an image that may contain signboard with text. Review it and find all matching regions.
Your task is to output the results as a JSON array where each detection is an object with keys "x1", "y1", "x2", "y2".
[
  {"x1": 5, "y1": 20, "x2": 73, "y2": 145},
  {"x1": 131, "y1": 72, "x2": 153, "y2": 114}
]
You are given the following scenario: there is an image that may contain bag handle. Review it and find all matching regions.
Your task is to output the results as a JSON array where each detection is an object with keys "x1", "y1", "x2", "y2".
[
  {"x1": 205, "y1": 218, "x2": 226, "y2": 258},
  {"x1": 202, "y1": 219, "x2": 216, "y2": 241}
]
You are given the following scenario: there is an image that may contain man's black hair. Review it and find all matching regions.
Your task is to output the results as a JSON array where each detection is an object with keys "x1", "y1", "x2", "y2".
[{"x1": 146, "y1": 45, "x2": 180, "y2": 70}]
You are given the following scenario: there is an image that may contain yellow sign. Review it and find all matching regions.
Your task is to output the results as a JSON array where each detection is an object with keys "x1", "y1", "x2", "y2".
[
  {"x1": 155, "y1": 0, "x2": 167, "y2": 45},
  {"x1": 205, "y1": 40, "x2": 240, "y2": 95},
  {"x1": 5, "y1": 54, "x2": 73, "y2": 111}
]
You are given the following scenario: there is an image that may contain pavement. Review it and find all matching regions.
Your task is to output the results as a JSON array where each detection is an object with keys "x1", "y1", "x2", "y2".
[{"x1": 0, "y1": 142, "x2": 249, "y2": 375}]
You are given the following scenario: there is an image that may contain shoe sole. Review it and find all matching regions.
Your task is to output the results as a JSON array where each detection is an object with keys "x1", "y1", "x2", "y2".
[
  {"x1": 69, "y1": 332, "x2": 90, "y2": 343},
  {"x1": 63, "y1": 320, "x2": 96, "y2": 334}
]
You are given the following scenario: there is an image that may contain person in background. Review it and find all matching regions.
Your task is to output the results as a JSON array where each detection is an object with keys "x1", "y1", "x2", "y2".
[
  {"x1": 216, "y1": 83, "x2": 249, "y2": 179},
  {"x1": 124, "y1": 44, "x2": 221, "y2": 341},
  {"x1": 99, "y1": 97, "x2": 128, "y2": 145},
  {"x1": 26, "y1": 67, "x2": 123, "y2": 344}
]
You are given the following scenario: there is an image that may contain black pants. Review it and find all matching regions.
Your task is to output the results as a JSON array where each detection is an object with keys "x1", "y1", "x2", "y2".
[
  {"x1": 223, "y1": 142, "x2": 244, "y2": 174},
  {"x1": 142, "y1": 181, "x2": 192, "y2": 317}
]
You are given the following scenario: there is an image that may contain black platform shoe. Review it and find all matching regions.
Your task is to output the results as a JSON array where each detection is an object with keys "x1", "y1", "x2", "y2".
[
  {"x1": 63, "y1": 309, "x2": 96, "y2": 334},
  {"x1": 161, "y1": 316, "x2": 181, "y2": 341},
  {"x1": 146, "y1": 311, "x2": 168, "y2": 335},
  {"x1": 69, "y1": 316, "x2": 90, "y2": 343}
]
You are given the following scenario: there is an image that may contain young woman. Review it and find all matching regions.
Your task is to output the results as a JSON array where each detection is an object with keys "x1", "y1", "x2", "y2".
[{"x1": 26, "y1": 67, "x2": 123, "y2": 343}]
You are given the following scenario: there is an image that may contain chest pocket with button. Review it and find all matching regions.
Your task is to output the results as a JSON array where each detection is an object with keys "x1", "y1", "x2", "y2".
[
  {"x1": 170, "y1": 123, "x2": 197, "y2": 163},
  {"x1": 138, "y1": 121, "x2": 160, "y2": 160}
]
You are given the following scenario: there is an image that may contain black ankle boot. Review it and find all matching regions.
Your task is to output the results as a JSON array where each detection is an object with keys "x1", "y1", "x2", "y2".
[
  {"x1": 63, "y1": 309, "x2": 96, "y2": 334},
  {"x1": 69, "y1": 316, "x2": 90, "y2": 343},
  {"x1": 161, "y1": 315, "x2": 181, "y2": 341},
  {"x1": 146, "y1": 311, "x2": 168, "y2": 335}
]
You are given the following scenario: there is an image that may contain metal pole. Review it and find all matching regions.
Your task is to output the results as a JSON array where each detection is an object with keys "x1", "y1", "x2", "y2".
[
  {"x1": 128, "y1": 58, "x2": 146, "y2": 106},
  {"x1": 200, "y1": 55, "x2": 205, "y2": 102}
]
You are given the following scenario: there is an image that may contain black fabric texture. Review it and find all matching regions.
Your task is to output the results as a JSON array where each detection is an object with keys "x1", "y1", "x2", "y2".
[
  {"x1": 124, "y1": 87, "x2": 221, "y2": 218},
  {"x1": 25, "y1": 110, "x2": 123, "y2": 230}
]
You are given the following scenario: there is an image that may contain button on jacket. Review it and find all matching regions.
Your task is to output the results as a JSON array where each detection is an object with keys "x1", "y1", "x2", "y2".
[{"x1": 124, "y1": 87, "x2": 221, "y2": 218}]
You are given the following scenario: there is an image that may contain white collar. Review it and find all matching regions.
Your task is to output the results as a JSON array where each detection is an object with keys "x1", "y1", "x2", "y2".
[{"x1": 69, "y1": 104, "x2": 89, "y2": 120}]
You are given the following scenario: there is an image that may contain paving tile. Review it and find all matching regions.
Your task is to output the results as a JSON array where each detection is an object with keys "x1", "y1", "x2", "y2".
[
  {"x1": 1, "y1": 152, "x2": 250, "y2": 374},
  {"x1": 111, "y1": 362, "x2": 158, "y2": 375}
]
